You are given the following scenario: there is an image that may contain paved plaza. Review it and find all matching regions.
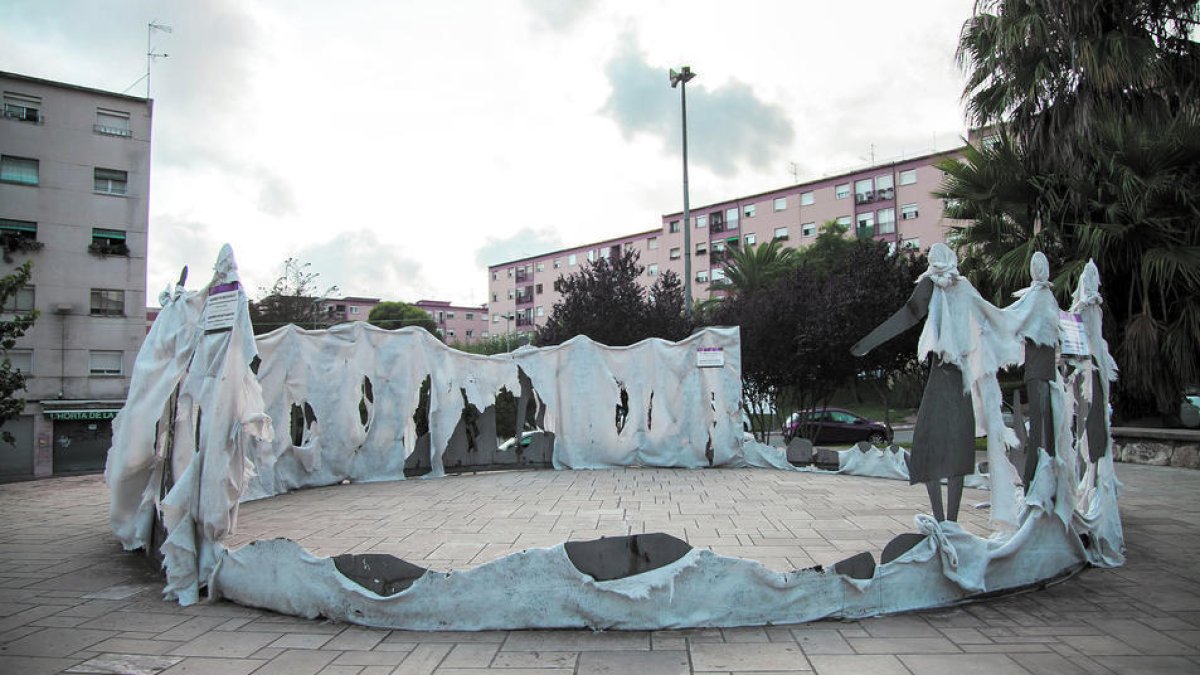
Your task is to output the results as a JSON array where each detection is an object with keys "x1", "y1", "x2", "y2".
[{"x1": 0, "y1": 464, "x2": 1197, "y2": 674}]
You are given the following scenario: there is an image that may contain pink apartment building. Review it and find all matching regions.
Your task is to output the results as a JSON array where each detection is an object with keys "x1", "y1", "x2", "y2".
[
  {"x1": 321, "y1": 296, "x2": 380, "y2": 323},
  {"x1": 415, "y1": 300, "x2": 490, "y2": 345},
  {"x1": 487, "y1": 147, "x2": 966, "y2": 339}
]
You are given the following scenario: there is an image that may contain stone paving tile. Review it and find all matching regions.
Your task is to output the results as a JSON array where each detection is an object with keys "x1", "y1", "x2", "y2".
[
  {"x1": 899, "y1": 653, "x2": 1029, "y2": 674},
  {"x1": 168, "y1": 630, "x2": 281, "y2": 658},
  {"x1": 501, "y1": 630, "x2": 650, "y2": 651},
  {"x1": 157, "y1": 656, "x2": 266, "y2": 674},
  {"x1": 0, "y1": 626, "x2": 116, "y2": 657},
  {"x1": 806, "y1": 654, "x2": 910, "y2": 675},
  {"x1": 253, "y1": 648, "x2": 340, "y2": 675},
  {"x1": 490, "y1": 650, "x2": 579, "y2": 668},
  {"x1": 689, "y1": 642, "x2": 810, "y2": 671},
  {"x1": 576, "y1": 649, "x2": 691, "y2": 674},
  {"x1": 64, "y1": 652, "x2": 184, "y2": 674}
]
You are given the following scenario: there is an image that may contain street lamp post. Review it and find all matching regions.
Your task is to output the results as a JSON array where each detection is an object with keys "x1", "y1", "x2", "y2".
[{"x1": 670, "y1": 66, "x2": 697, "y2": 314}]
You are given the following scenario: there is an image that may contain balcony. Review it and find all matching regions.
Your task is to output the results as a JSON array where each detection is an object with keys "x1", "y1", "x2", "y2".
[
  {"x1": 2, "y1": 106, "x2": 40, "y2": 124},
  {"x1": 515, "y1": 314, "x2": 533, "y2": 327},
  {"x1": 515, "y1": 270, "x2": 530, "y2": 283},
  {"x1": 855, "y1": 191, "x2": 875, "y2": 204},
  {"x1": 877, "y1": 187, "x2": 894, "y2": 200},
  {"x1": 93, "y1": 124, "x2": 132, "y2": 137},
  {"x1": 515, "y1": 294, "x2": 533, "y2": 306},
  {"x1": 709, "y1": 221, "x2": 726, "y2": 234},
  {"x1": 709, "y1": 249, "x2": 728, "y2": 265}
]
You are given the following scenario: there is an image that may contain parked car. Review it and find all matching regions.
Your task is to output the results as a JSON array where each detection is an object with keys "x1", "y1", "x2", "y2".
[{"x1": 782, "y1": 408, "x2": 893, "y2": 446}]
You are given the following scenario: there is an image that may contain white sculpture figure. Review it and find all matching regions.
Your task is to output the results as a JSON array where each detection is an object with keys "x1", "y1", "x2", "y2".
[
  {"x1": 1005, "y1": 252, "x2": 1061, "y2": 486},
  {"x1": 1067, "y1": 260, "x2": 1124, "y2": 565},
  {"x1": 853, "y1": 244, "x2": 1022, "y2": 527}
]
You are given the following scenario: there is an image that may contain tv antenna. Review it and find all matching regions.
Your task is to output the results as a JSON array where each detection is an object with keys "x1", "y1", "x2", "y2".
[
  {"x1": 789, "y1": 161, "x2": 799, "y2": 184},
  {"x1": 146, "y1": 21, "x2": 172, "y2": 98}
]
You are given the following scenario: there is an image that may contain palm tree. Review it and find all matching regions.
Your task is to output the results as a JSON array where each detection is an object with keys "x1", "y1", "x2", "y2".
[
  {"x1": 710, "y1": 240, "x2": 799, "y2": 297},
  {"x1": 948, "y1": 0, "x2": 1200, "y2": 417}
]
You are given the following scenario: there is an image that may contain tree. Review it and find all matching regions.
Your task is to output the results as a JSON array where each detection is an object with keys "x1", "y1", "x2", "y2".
[
  {"x1": 368, "y1": 301, "x2": 438, "y2": 335},
  {"x1": 249, "y1": 258, "x2": 339, "y2": 335},
  {"x1": 710, "y1": 240, "x2": 799, "y2": 297},
  {"x1": 536, "y1": 249, "x2": 692, "y2": 347},
  {"x1": 713, "y1": 239, "x2": 924, "y2": 441},
  {"x1": 947, "y1": 0, "x2": 1200, "y2": 418},
  {"x1": 0, "y1": 261, "x2": 38, "y2": 444}
]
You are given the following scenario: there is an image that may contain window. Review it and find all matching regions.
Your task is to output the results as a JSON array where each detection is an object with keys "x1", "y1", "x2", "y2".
[
  {"x1": 712, "y1": 240, "x2": 726, "y2": 254},
  {"x1": 695, "y1": 270, "x2": 709, "y2": 283},
  {"x1": 3, "y1": 92, "x2": 41, "y2": 123},
  {"x1": 7, "y1": 350, "x2": 31, "y2": 373},
  {"x1": 0, "y1": 219, "x2": 38, "y2": 243},
  {"x1": 507, "y1": 289, "x2": 514, "y2": 299},
  {"x1": 623, "y1": 241, "x2": 633, "y2": 252},
  {"x1": 536, "y1": 262, "x2": 544, "y2": 272},
  {"x1": 877, "y1": 208, "x2": 896, "y2": 234},
  {"x1": 2, "y1": 286, "x2": 34, "y2": 313},
  {"x1": 712, "y1": 269, "x2": 726, "y2": 282},
  {"x1": 773, "y1": 197, "x2": 787, "y2": 211},
  {"x1": 553, "y1": 258, "x2": 562, "y2": 269},
  {"x1": 899, "y1": 169, "x2": 917, "y2": 185},
  {"x1": 350, "y1": 306, "x2": 359, "y2": 315},
  {"x1": 648, "y1": 237, "x2": 658, "y2": 250},
  {"x1": 801, "y1": 222, "x2": 816, "y2": 237},
  {"x1": 599, "y1": 247, "x2": 610, "y2": 259},
  {"x1": 568, "y1": 253, "x2": 577, "y2": 266},
  {"x1": 648, "y1": 263, "x2": 659, "y2": 277},
  {"x1": 835, "y1": 183, "x2": 850, "y2": 200},
  {"x1": 800, "y1": 191, "x2": 814, "y2": 206},
  {"x1": 856, "y1": 212, "x2": 875, "y2": 238},
  {"x1": 854, "y1": 178, "x2": 874, "y2": 203},
  {"x1": 447, "y1": 311, "x2": 455, "y2": 319},
  {"x1": 695, "y1": 214, "x2": 707, "y2": 229},
  {"x1": 94, "y1": 108, "x2": 131, "y2": 137},
  {"x1": 876, "y1": 174, "x2": 895, "y2": 200},
  {"x1": 493, "y1": 314, "x2": 500, "y2": 323},
  {"x1": 447, "y1": 329, "x2": 456, "y2": 338},
  {"x1": 89, "y1": 350, "x2": 123, "y2": 376},
  {"x1": 492, "y1": 292, "x2": 498, "y2": 302},
  {"x1": 90, "y1": 228, "x2": 128, "y2": 256},
  {"x1": 466, "y1": 329, "x2": 474, "y2": 338},
  {"x1": 773, "y1": 227, "x2": 789, "y2": 241},
  {"x1": 507, "y1": 267, "x2": 513, "y2": 277},
  {"x1": 901, "y1": 203, "x2": 919, "y2": 220},
  {"x1": 94, "y1": 168, "x2": 128, "y2": 195},
  {"x1": 482, "y1": 331, "x2": 490, "y2": 338},
  {"x1": 743, "y1": 204, "x2": 756, "y2": 218},
  {"x1": 695, "y1": 241, "x2": 708, "y2": 255},
  {"x1": 0, "y1": 155, "x2": 39, "y2": 185},
  {"x1": 725, "y1": 207, "x2": 739, "y2": 229},
  {"x1": 982, "y1": 134, "x2": 1000, "y2": 149},
  {"x1": 669, "y1": 247, "x2": 681, "y2": 259},
  {"x1": 744, "y1": 233, "x2": 756, "y2": 246},
  {"x1": 902, "y1": 237, "x2": 921, "y2": 250},
  {"x1": 669, "y1": 220, "x2": 680, "y2": 233},
  {"x1": 481, "y1": 314, "x2": 488, "y2": 322},
  {"x1": 536, "y1": 306, "x2": 545, "y2": 317},
  {"x1": 491, "y1": 271, "x2": 498, "y2": 281},
  {"x1": 464, "y1": 312, "x2": 474, "y2": 321},
  {"x1": 836, "y1": 215, "x2": 852, "y2": 227},
  {"x1": 535, "y1": 283, "x2": 543, "y2": 294}
]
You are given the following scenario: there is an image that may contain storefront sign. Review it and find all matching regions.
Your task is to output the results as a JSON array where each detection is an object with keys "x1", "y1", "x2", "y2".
[{"x1": 44, "y1": 410, "x2": 119, "y2": 421}]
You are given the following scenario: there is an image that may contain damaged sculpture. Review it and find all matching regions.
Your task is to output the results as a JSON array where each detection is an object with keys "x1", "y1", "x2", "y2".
[{"x1": 105, "y1": 244, "x2": 1124, "y2": 630}]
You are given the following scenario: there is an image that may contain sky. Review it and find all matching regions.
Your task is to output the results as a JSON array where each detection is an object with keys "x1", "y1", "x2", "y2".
[{"x1": 1, "y1": 1, "x2": 977, "y2": 306}]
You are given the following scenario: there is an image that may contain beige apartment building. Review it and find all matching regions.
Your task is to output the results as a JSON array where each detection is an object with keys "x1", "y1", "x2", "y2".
[
  {"x1": 0, "y1": 71, "x2": 151, "y2": 480},
  {"x1": 487, "y1": 147, "x2": 966, "y2": 340}
]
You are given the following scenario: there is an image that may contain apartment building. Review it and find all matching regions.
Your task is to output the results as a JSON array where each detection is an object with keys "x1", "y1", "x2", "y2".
[
  {"x1": 320, "y1": 296, "x2": 380, "y2": 324},
  {"x1": 487, "y1": 148, "x2": 964, "y2": 339},
  {"x1": 414, "y1": 300, "x2": 490, "y2": 345},
  {"x1": 0, "y1": 71, "x2": 152, "y2": 480}
]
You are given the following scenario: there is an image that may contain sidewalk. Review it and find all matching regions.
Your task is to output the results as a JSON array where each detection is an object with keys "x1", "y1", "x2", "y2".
[{"x1": 0, "y1": 463, "x2": 1197, "y2": 674}]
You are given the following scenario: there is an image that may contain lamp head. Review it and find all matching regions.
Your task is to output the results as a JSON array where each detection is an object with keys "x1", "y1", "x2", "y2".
[{"x1": 669, "y1": 66, "x2": 695, "y2": 88}]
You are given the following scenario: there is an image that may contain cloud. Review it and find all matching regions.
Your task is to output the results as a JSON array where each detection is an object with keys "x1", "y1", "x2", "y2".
[
  {"x1": 521, "y1": 0, "x2": 598, "y2": 31},
  {"x1": 255, "y1": 170, "x2": 298, "y2": 217},
  {"x1": 474, "y1": 227, "x2": 566, "y2": 269},
  {"x1": 145, "y1": 213, "x2": 227, "y2": 300},
  {"x1": 292, "y1": 230, "x2": 426, "y2": 302},
  {"x1": 601, "y1": 35, "x2": 795, "y2": 177}
]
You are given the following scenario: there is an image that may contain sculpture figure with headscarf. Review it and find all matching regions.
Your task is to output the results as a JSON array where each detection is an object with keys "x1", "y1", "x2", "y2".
[{"x1": 853, "y1": 244, "x2": 1022, "y2": 527}]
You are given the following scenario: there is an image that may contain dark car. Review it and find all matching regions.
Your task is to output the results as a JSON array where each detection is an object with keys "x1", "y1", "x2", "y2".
[{"x1": 782, "y1": 408, "x2": 893, "y2": 446}]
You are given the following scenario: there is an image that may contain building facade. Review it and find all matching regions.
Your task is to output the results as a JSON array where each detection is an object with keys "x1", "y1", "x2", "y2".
[
  {"x1": 414, "y1": 300, "x2": 490, "y2": 345},
  {"x1": 320, "y1": 296, "x2": 380, "y2": 324},
  {"x1": 487, "y1": 148, "x2": 965, "y2": 339},
  {"x1": 0, "y1": 71, "x2": 152, "y2": 480}
]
